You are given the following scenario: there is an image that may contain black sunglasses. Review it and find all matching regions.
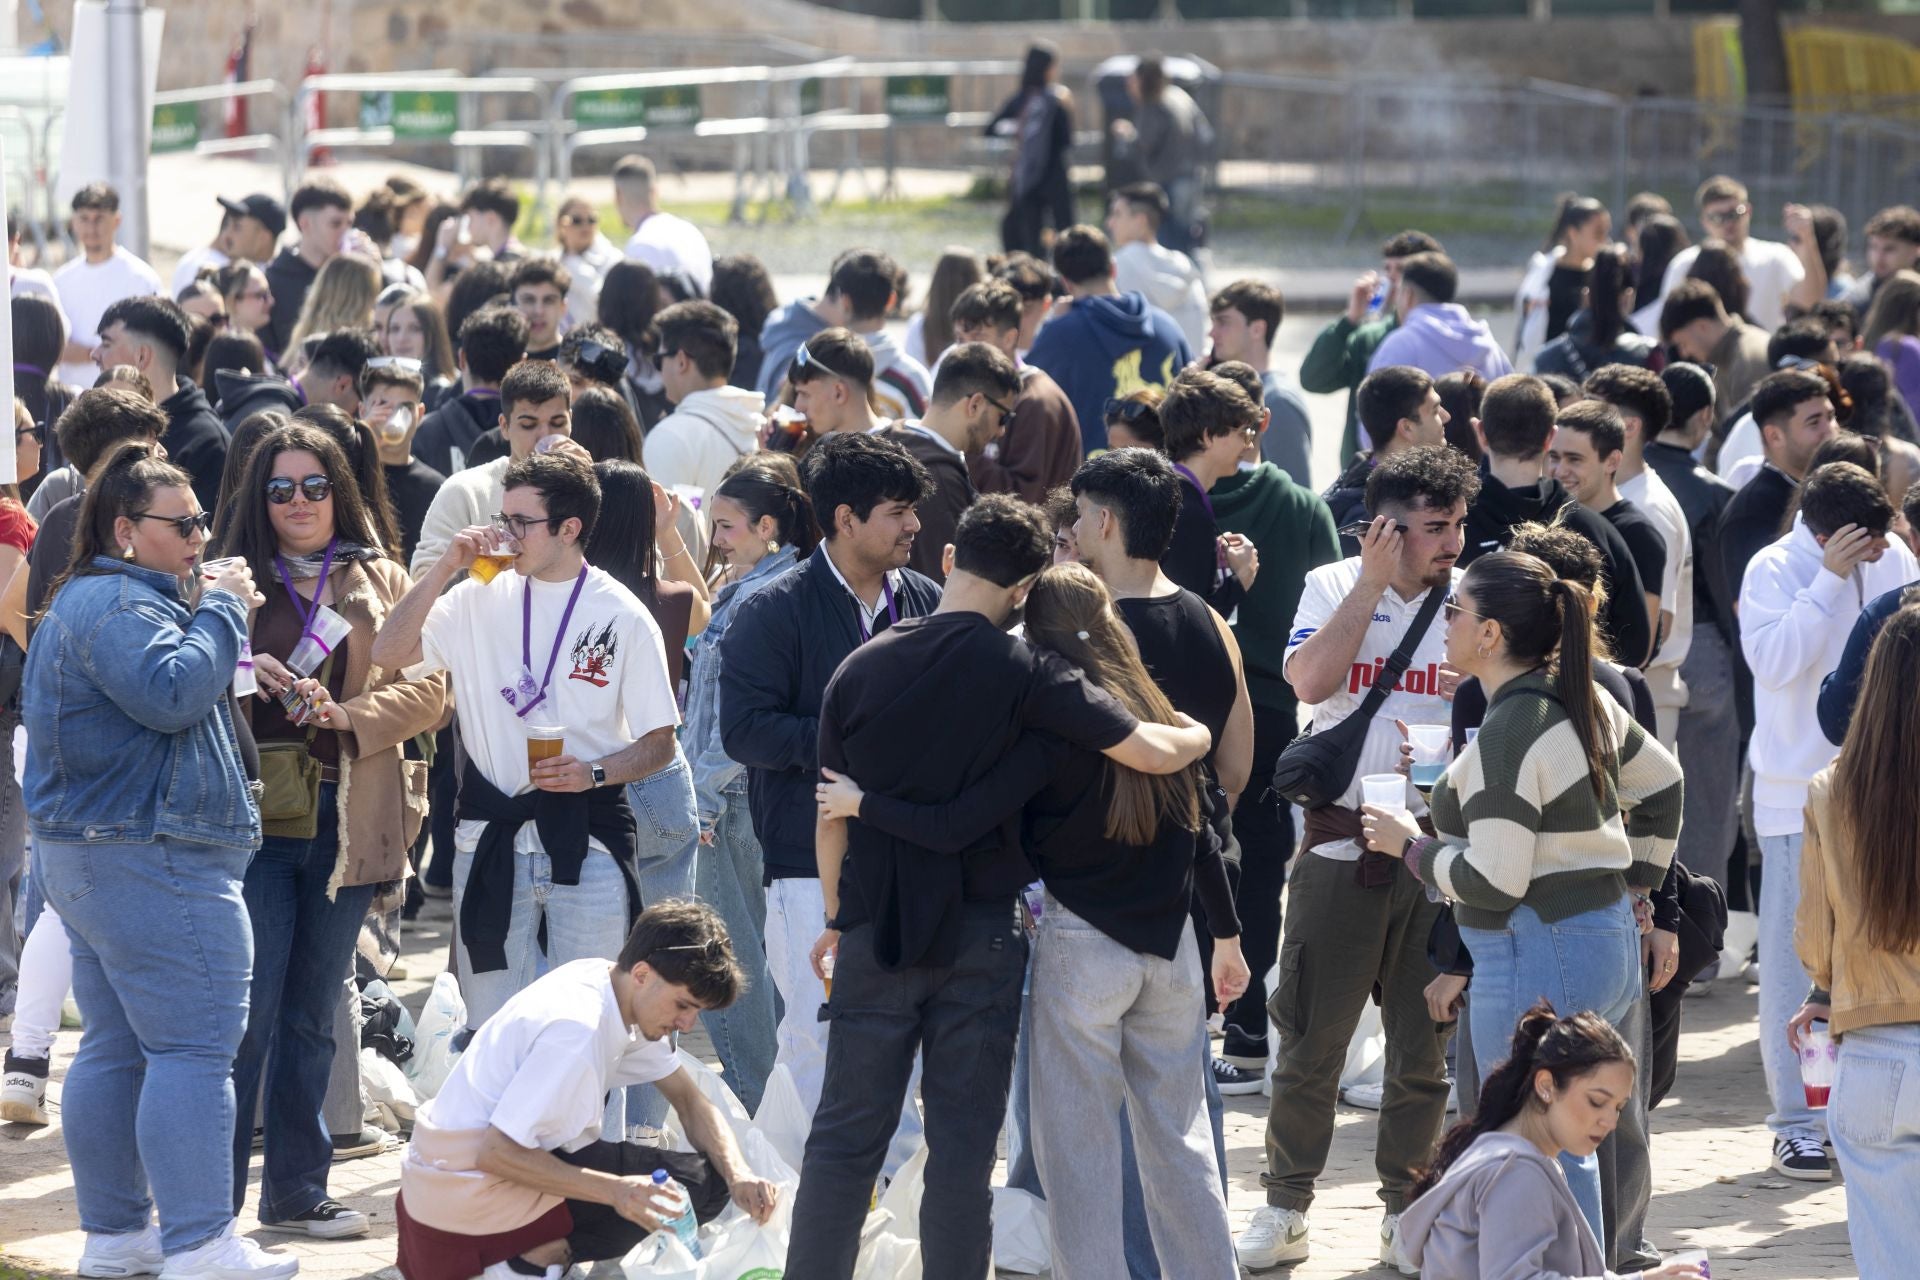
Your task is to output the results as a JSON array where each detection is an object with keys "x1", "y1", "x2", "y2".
[
  {"x1": 265, "y1": 475, "x2": 333, "y2": 505},
  {"x1": 984, "y1": 395, "x2": 1014, "y2": 428},
  {"x1": 1443, "y1": 593, "x2": 1487, "y2": 624},
  {"x1": 1103, "y1": 397, "x2": 1152, "y2": 422},
  {"x1": 1337, "y1": 518, "x2": 1411, "y2": 539},
  {"x1": 16, "y1": 425, "x2": 43, "y2": 444},
  {"x1": 132, "y1": 510, "x2": 215, "y2": 538}
]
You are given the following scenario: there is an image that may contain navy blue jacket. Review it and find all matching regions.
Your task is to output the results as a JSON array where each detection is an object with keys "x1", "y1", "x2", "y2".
[
  {"x1": 1025, "y1": 291, "x2": 1193, "y2": 455},
  {"x1": 717, "y1": 543, "x2": 941, "y2": 880},
  {"x1": 1817, "y1": 578, "x2": 1920, "y2": 744}
]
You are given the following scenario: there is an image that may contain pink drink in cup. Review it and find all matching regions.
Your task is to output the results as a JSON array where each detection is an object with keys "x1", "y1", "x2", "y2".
[{"x1": 1799, "y1": 1019, "x2": 1836, "y2": 1108}]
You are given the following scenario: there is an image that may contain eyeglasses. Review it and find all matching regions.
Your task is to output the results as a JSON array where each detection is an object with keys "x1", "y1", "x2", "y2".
[
  {"x1": 1702, "y1": 203, "x2": 1750, "y2": 225},
  {"x1": 984, "y1": 396, "x2": 1014, "y2": 428},
  {"x1": 208, "y1": 314, "x2": 229, "y2": 330},
  {"x1": 132, "y1": 510, "x2": 215, "y2": 538},
  {"x1": 1443, "y1": 593, "x2": 1487, "y2": 624},
  {"x1": 16, "y1": 425, "x2": 43, "y2": 444},
  {"x1": 265, "y1": 475, "x2": 334, "y2": 505},
  {"x1": 493, "y1": 511, "x2": 559, "y2": 541},
  {"x1": 559, "y1": 213, "x2": 598, "y2": 227}
]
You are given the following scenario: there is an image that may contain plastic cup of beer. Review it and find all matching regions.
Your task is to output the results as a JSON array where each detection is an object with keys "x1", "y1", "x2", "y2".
[
  {"x1": 1361, "y1": 773, "x2": 1409, "y2": 814},
  {"x1": 1799, "y1": 1019, "x2": 1836, "y2": 1108},
  {"x1": 821, "y1": 950, "x2": 836, "y2": 1000},
  {"x1": 525, "y1": 723, "x2": 565, "y2": 772},
  {"x1": 1407, "y1": 724, "x2": 1451, "y2": 789},
  {"x1": 1667, "y1": 1248, "x2": 1710, "y2": 1277},
  {"x1": 471, "y1": 524, "x2": 519, "y2": 584}
]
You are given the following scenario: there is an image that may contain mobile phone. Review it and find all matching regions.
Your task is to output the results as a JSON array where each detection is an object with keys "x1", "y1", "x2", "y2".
[{"x1": 1338, "y1": 518, "x2": 1411, "y2": 539}]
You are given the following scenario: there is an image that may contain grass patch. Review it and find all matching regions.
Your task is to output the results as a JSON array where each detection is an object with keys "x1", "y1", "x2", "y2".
[{"x1": 0, "y1": 1261, "x2": 57, "y2": 1280}]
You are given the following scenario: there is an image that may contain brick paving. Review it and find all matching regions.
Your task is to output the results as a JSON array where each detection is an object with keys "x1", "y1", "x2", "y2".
[{"x1": 2, "y1": 894, "x2": 1855, "y2": 1278}]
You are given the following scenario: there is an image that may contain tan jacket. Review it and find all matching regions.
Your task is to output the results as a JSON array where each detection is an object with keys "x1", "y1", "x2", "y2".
[
  {"x1": 248, "y1": 556, "x2": 448, "y2": 893},
  {"x1": 1797, "y1": 767, "x2": 1920, "y2": 1036}
]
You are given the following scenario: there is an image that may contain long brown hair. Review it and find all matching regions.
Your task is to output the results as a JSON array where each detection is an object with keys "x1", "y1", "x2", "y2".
[
  {"x1": 214, "y1": 424, "x2": 391, "y2": 587},
  {"x1": 1462, "y1": 550, "x2": 1611, "y2": 796},
  {"x1": 1022, "y1": 563, "x2": 1201, "y2": 844},
  {"x1": 1832, "y1": 600, "x2": 1920, "y2": 952}
]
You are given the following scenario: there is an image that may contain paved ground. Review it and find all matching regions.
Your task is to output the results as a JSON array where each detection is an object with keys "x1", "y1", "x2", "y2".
[{"x1": 2, "y1": 893, "x2": 1856, "y2": 1279}]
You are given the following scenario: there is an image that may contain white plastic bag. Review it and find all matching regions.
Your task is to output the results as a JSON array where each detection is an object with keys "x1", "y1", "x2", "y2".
[
  {"x1": 700, "y1": 1220, "x2": 788, "y2": 1279},
  {"x1": 750, "y1": 1063, "x2": 810, "y2": 1176},
  {"x1": 406, "y1": 971, "x2": 467, "y2": 1099},
  {"x1": 360, "y1": 1046, "x2": 419, "y2": 1131},
  {"x1": 663, "y1": 1048, "x2": 754, "y2": 1155},
  {"x1": 620, "y1": 1231, "x2": 702, "y2": 1280},
  {"x1": 873, "y1": 1145, "x2": 927, "y2": 1244},
  {"x1": 990, "y1": 1186, "x2": 1052, "y2": 1274}
]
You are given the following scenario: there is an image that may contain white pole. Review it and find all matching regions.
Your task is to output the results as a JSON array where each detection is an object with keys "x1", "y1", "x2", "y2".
[
  {"x1": 105, "y1": 0, "x2": 148, "y2": 261},
  {"x1": 0, "y1": 134, "x2": 17, "y2": 486}
]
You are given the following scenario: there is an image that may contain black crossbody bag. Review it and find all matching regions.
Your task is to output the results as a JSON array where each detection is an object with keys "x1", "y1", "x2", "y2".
[{"x1": 1271, "y1": 586, "x2": 1446, "y2": 811}]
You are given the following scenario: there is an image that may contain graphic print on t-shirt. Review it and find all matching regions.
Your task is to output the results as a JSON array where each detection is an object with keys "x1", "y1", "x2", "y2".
[{"x1": 568, "y1": 620, "x2": 620, "y2": 686}]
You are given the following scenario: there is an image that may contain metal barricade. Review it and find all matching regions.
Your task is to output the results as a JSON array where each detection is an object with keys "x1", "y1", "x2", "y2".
[
  {"x1": 294, "y1": 73, "x2": 552, "y2": 196},
  {"x1": 150, "y1": 80, "x2": 294, "y2": 195}
]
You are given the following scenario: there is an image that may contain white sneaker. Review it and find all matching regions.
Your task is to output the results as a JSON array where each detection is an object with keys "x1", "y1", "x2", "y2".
[
  {"x1": 1381, "y1": 1212, "x2": 1419, "y2": 1275},
  {"x1": 1, "y1": 1050, "x2": 51, "y2": 1126},
  {"x1": 1340, "y1": 1079, "x2": 1385, "y2": 1110},
  {"x1": 78, "y1": 1225, "x2": 164, "y2": 1278},
  {"x1": 480, "y1": 1264, "x2": 563, "y2": 1280},
  {"x1": 1235, "y1": 1205, "x2": 1310, "y2": 1269},
  {"x1": 157, "y1": 1224, "x2": 299, "y2": 1280}
]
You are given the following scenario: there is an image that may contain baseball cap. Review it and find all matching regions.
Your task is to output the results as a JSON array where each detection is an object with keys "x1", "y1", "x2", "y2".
[{"x1": 217, "y1": 193, "x2": 287, "y2": 239}]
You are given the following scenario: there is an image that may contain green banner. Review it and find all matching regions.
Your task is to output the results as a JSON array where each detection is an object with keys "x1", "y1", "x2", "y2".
[
  {"x1": 151, "y1": 102, "x2": 199, "y2": 154},
  {"x1": 572, "y1": 86, "x2": 703, "y2": 129},
  {"x1": 390, "y1": 90, "x2": 459, "y2": 139},
  {"x1": 885, "y1": 74, "x2": 950, "y2": 121},
  {"x1": 799, "y1": 77, "x2": 823, "y2": 117}
]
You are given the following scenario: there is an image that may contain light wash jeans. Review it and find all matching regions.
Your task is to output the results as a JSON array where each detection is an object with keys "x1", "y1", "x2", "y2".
[
  {"x1": 625, "y1": 751, "x2": 701, "y2": 1132},
  {"x1": 1029, "y1": 899, "x2": 1236, "y2": 1280},
  {"x1": 1829, "y1": 1022, "x2": 1920, "y2": 1278},
  {"x1": 695, "y1": 796, "x2": 776, "y2": 1113},
  {"x1": 1459, "y1": 895, "x2": 1641, "y2": 1243},
  {"x1": 1758, "y1": 832, "x2": 1826, "y2": 1143},
  {"x1": 35, "y1": 836, "x2": 253, "y2": 1255}
]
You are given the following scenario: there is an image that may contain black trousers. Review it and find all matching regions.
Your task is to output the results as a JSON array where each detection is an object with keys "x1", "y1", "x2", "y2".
[
  {"x1": 555, "y1": 1142, "x2": 729, "y2": 1262},
  {"x1": 1221, "y1": 702, "x2": 1297, "y2": 1056},
  {"x1": 784, "y1": 909, "x2": 1027, "y2": 1280},
  {"x1": 1000, "y1": 169, "x2": 1075, "y2": 256}
]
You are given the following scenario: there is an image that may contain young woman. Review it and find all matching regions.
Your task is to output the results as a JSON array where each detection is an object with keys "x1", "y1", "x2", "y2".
[
  {"x1": 23, "y1": 442, "x2": 281, "y2": 1279},
  {"x1": 216, "y1": 424, "x2": 446, "y2": 1239},
  {"x1": 904, "y1": 247, "x2": 984, "y2": 370},
  {"x1": 990, "y1": 42, "x2": 1076, "y2": 256},
  {"x1": 286, "y1": 253, "x2": 383, "y2": 357},
  {"x1": 598, "y1": 258, "x2": 673, "y2": 429},
  {"x1": 13, "y1": 294, "x2": 70, "y2": 474},
  {"x1": 1533, "y1": 245, "x2": 1660, "y2": 382},
  {"x1": 0, "y1": 399, "x2": 39, "y2": 1026},
  {"x1": 679, "y1": 461, "x2": 816, "y2": 1112},
  {"x1": 381, "y1": 289, "x2": 457, "y2": 408},
  {"x1": 216, "y1": 260, "x2": 276, "y2": 346},
  {"x1": 711, "y1": 254, "x2": 779, "y2": 392},
  {"x1": 585, "y1": 459, "x2": 704, "y2": 687},
  {"x1": 1516, "y1": 195, "x2": 1612, "y2": 369},
  {"x1": 1863, "y1": 269, "x2": 1920, "y2": 421},
  {"x1": 1628, "y1": 215, "x2": 1690, "y2": 338},
  {"x1": 1362, "y1": 550, "x2": 1683, "y2": 1237},
  {"x1": 1103, "y1": 387, "x2": 1165, "y2": 451},
  {"x1": 1397, "y1": 1003, "x2": 1704, "y2": 1280},
  {"x1": 1435, "y1": 370, "x2": 1486, "y2": 463},
  {"x1": 1792, "y1": 602, "x2": 1920, "y2": 1277},
  {"x1": 553, "y1": 194, "x2": 622, "y2": 332}
]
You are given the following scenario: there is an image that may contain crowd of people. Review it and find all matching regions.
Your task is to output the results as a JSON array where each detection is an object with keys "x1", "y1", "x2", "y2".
[{"x1": 0, "y1": 86, "x2": 1918, "y2": 1280}]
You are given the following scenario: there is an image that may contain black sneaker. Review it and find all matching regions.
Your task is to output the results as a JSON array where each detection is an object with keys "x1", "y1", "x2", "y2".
[
  {"x1": 330, "y1": 1127, "x2": 396, "y2": 1161},
  {"x1": 1771, "y1": 1135, "x2": 1833, "y2": 1181},
  {"x1": 1220, "y1": 1021, "x2": 1269, "y2": 1071},
  {"x1": 1213, "y1": 1056, "x2": 1264, "y2": 1096},
  {"x1": 259, "y1": 1199, "x2": 370, "y2": 1239},
  {"x1": 1, "y1": 1049, "x2": 50, "y2": 1126}
]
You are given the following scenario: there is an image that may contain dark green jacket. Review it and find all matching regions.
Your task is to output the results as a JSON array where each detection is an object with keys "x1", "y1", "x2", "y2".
[
  {"x1": 1299, "y1": 313, "x2": 1396, "y2": 463},
  {"x1": 1210, "y1": 462, "x2": 1339, "y2": 720}
]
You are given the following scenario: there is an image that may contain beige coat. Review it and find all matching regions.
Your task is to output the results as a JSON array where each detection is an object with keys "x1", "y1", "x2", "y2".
[
  {"x1": 1798, "y1": 766, "x2": 1920, "y2": 1036},
  {"x1": 248, "y1": 555, "x2": 448, "y2": 893}
]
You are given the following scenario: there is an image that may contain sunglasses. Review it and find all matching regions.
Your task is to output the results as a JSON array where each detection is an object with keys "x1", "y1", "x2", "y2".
[
  {"x1": 132, "y1": 510, "x2": 215, "y2": 538},
  {"x1": 1443, "y1": 593, "x2": 1487, "y2": 623},
  {"x1": 493, "y1": 511, "x2": 559, "y2": 540},
  {"x1": 1103, "y1": 397, "x2": 1153, "y2": 422},
  {"x1": 1336, "y1": 518, "x2": 1411, "y2": 539},
  {"x1": 984, "y1": 395, "x2": 1014, "y2": 428},
  {"x1": 365, "y1": 355, "x2": 423, "y2": 374},
  {"x1": 559, "y1": 213, "x2": 598, "y2": 227},
  {"x1": 16, "y1": 425, "x2": 43, "y2": 444},
  {"x1": 266, "y1": 475, "x2": 333, "y2": 505}
]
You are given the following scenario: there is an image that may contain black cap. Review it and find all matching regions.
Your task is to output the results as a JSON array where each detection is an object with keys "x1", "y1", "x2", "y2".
[{"x1": 217, "y1": 193, "x2": 287, "y2": 239}]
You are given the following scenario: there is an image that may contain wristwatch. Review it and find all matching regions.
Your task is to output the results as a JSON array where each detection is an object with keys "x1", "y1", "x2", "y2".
[{"x1": 590, "y1": 763, "x2": 607, "y2": 787}]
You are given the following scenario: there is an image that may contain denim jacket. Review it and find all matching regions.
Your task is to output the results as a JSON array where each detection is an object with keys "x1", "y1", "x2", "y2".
[
  {"x1": 23, "y1": 557, "x2": 260, "y2": 851},
  {"x1": 685, "y1": 545, "x2": 798, "y2": 827}
]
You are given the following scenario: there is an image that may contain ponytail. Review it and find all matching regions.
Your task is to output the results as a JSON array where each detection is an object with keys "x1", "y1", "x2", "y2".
[
  {"x1": 1587, "y1": 244, "x2": 1629, "y2": 349},
  {"x1": 41, "y1": 439, "x2": 195, "y2": 614},
  {"x1": 1550, "y1": 578, "x2": 1610, "y2": 799}
]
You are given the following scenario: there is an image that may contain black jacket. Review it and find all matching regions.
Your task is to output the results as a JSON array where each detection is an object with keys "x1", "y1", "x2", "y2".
[
  {"x1": 412, "y1": 391, "x2": 500, "y2": 476},
  {"x1": 260, "y1": 247, "x2": 318, "y2": 360},
  {"x1": 213, "y1": 368, "x2": 303, "y2": 439},
  {"x1": 1322, "y1": 451, "x2": 1374, "y2": 558},
  {"x1": 161, "y1": 381, "x2": 231, "y2": 513},
  {"x1": 1817, "y1": 577, "x2": 1920, "y2": 745},
  {"x1": 1462, "y1": 462, "x2": 1652, "y2": 667},
  {"x1": 717, "y1": 544, "x2": 942, "y2": 880},
  {"x1": 1645, "y1": 440, "x2": 1738, "y2": 645},
  {"x1": 1531, "y1": 312, "x2": 1660, "y2": 383}
]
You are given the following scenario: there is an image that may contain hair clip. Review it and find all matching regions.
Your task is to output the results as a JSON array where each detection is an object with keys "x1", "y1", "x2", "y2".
[{"x1": 1076, "y1": 629, "x2": 1089, "y2": 640}]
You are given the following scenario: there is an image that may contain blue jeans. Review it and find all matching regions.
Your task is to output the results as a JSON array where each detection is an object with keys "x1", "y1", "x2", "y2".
[
  {"x1": 35, "y1": 836, "x2": 253, "y2": 1255},
  {"x1": 1460, "y1": 895, "x2": 1641, "y2": 1243},
  {"x1": 1829, "y1": 1022, "x2": 1920, "y2": 1278},
  {"x1": 1759, "y1": 832, "x2": 1826, "y2": 1143},
  {"x1": 625, "y1": 753, "x2": 701, "y2": 1130},
  {"x1": 229, "y1": 783, "x2": 377, "y2": 1222},
  {"x1": 695, "y1": 798, "x2": 776, "y2": 1113}
]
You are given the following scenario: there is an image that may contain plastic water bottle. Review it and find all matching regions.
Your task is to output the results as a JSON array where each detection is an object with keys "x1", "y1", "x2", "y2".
[{"x1": 651, "y1": 1168, "x2": 701, "y2": 1259}]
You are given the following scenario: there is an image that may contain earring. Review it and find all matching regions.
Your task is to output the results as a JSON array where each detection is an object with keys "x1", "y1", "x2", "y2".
[
  {"x1": 1477, "y1": 643, "x2": 1492, "y2": 658},
  {"x1": 767, "y1": 540, "x2": 779, "y2": 554},
  {"x1": 1537, "y1": 1089, "x2": 1551, "y2": 1104},
  {"x1": 122, "y1": 543, "x2": 135, "y2": 560}
]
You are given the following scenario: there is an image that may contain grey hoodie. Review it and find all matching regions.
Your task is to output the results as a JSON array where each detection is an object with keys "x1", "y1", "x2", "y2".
[
  {"x1": 1113, "y1": 239, "x2": 1209, "y2": 357},
  {"x1": 1368, "y1": 302, "x2": 1515, "y2": 383},
  {"x1": 1397, "y1": 1131, "x2": 1636, "y2": 1280}
]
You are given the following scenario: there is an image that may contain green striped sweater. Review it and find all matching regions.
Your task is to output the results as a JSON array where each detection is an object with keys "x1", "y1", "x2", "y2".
[{"x1": 1415, "y1": 673, "x2": 1683, "y2": 931}]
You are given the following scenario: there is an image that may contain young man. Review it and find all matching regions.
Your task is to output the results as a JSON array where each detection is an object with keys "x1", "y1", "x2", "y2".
[
  {"x1": 372, "y1": 451, "x2": 680, "y2": 1030},
  {"x1": 1301, "y1": 230, "x2": 1443, "y2": 464},
  {"x1": 716, "y1": 432, "x2": 940, "y2": 1120},
  {"x1": 757, "y1": 249, "x2": 929, "y2": 422},
  {"x1": 1026, "y1": 224, "x2": 1193, "y2": 455},
  {"x1": 1547, "y1": 400, "x2": 1669, "y2": 665},
  {"x1": 1462, "y1": 373, "x2": 1653, "y2": 665},
  {"x1": 885, "y1": 342, "x2": 1016, "y2": 581},
  {"x1": 1367, "y1": 251, "x2": 1511, "y2": 383},
  {"x1": 991, "y1": 251, "x2": 1058, "y2": 358},
  {"x1": 1710, "y1": 318, "x2": 1841, "y2": 489},
  {"x1": 53, "y1": 183, "x2": 164, "y2": 386},
  {"x1": 394, "y1": 902, "x2": 780, "y2": 1280},
  {"x1": 1239, "y1": 445, "x2": 1477, "y2": 1273},
  {"x1": 89, "y1": 296, "x2": 227, "y2": 510},
  {"x1": 1843, "y1": 203, "x2": 1920, "y2": 317},
  {"x1": 412, "y1": 360, "x2": 581, "y2": 576},
  {"x1": 171, "y1": 192, "x2": 284, "y2": 297},
  {"x1": 1661, "y1": 279, "x2": 1773, "y2": 417},
  {"x1": 1717, "y1": 369, "x2": 1841, "y2": 615},
  {"x1": 412, "y1": 305, "x2": 531, "y2": 478},
  {"x1": 792, "y1": 495, "x2": 1216, "y2": 1280},
  {"x1": 613, "y1": 154, "x2": 713, "y2": 295},
  {"x1": 1106, "y1": 182, "x2": 1208, "y2": 357},
  {"x1": 508, "y1": 258, "x2": 572, "y2": 361},
  {"x1": 214, "y1": 326, "x2": 378, "y2": 437},
  {"x1": 1323, "y1": 366, "x2": 1449, "y2": 554},
  {"x1": 785, "y1": 326, "x2": 889, "y2": 438},
  {"x1": 949, "y1": 279, "x2": 1081, "y2": 503},
  {"x1": 1738, "y1": 461, "x2": 1917, "y2": 1182},
  {"x1": 1657, "y1": 174, "x2": 1805, "y2": 330},
  {"x1": 1208, "y1": 278, "x2": 1313, "y2": 488},
  {"x1": 261, "y1": 178, "x2": 352, "y2": 359},
  {"x1": 641, "y1": 301, "x2": 767, "y2": 501},
  {"x1": 1158, "y1": 367, "x2": 1260, "y2": 617},
  {"x1": 361, "y1": 357, "x2": 446, "y2": 564}
]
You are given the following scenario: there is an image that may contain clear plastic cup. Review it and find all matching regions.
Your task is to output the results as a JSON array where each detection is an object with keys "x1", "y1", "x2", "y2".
[
  {"x1": 1407, "y1": 724, "x2": 1451, "y2": 788},
  {"x1": 1667, "y1": 1247, "x2": 1710, "y2": 1277},
  {"x1": 525, "y1": 723, "x2": 565, "y2": 772},
  {"x1": 1799, "y1": 1019, "x2": 1836, "y2": 1108},
  {"x1": 1361, "y1": 773, "x2": 1408, "y2": 813}
]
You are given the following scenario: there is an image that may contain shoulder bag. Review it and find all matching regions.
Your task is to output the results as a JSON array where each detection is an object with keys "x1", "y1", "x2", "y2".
[{"x1": 257, "y1": 652, "x2": 336, "y2": 841}]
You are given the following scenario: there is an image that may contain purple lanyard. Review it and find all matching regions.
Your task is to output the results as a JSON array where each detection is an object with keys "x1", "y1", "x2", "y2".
[
  {"x1": 855, "y1": 576, "x2": 898, "y2": 644},
  {"x1": 517, "y1": 563, "x2": 590, "y2": 718},
  {"x1": 13, "y1": 362, "x2": 45, "y2": 377},
  {"x1": 273, "y1": 538, "x2": 337, "y2": 644},
  {"x1": 1173, "y1": 464, "x2": 1230, "y2": 577}
]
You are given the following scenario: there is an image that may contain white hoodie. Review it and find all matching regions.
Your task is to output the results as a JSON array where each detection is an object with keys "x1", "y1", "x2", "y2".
[
  {"x1": 1113, "y1": 239, "x2": 1209, "y2": 357},
  {"x1": 643, "y1": 385, "x2": 767, "y2": 504},
  {"x1": 1739, "y1": 516, "x2": 1918, "y2": 835}
]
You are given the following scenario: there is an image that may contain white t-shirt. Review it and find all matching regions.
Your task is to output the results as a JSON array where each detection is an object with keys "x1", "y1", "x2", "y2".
[
  {"x1": 625, "y1": 211, "x2": 713, "y2": 295},
  {"x1": 1286, "y1": 558, "x2": 1459, "y2": 860},
  {"x1": 170, "y1": 245, "x2": 230, "y2": 298},
  {"x1": 411, "y1": 562, "x2": 679, "y2": 854},
  {"x1": 1716, "y1": 412, "x2": 1762, "y2": 488},
  {"x1": 1619, "y1": 467, "x2": 1692, "y2": 684},
  {"x1": 53, "y1": 246, "x2": 163, "y2": 386},
  {"x1": 416, "y1": 958, "x2": 677, "y2": 1153},
  {"x1": 1659, "y1": 238, "x2": 1804, "y2": 332}
]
